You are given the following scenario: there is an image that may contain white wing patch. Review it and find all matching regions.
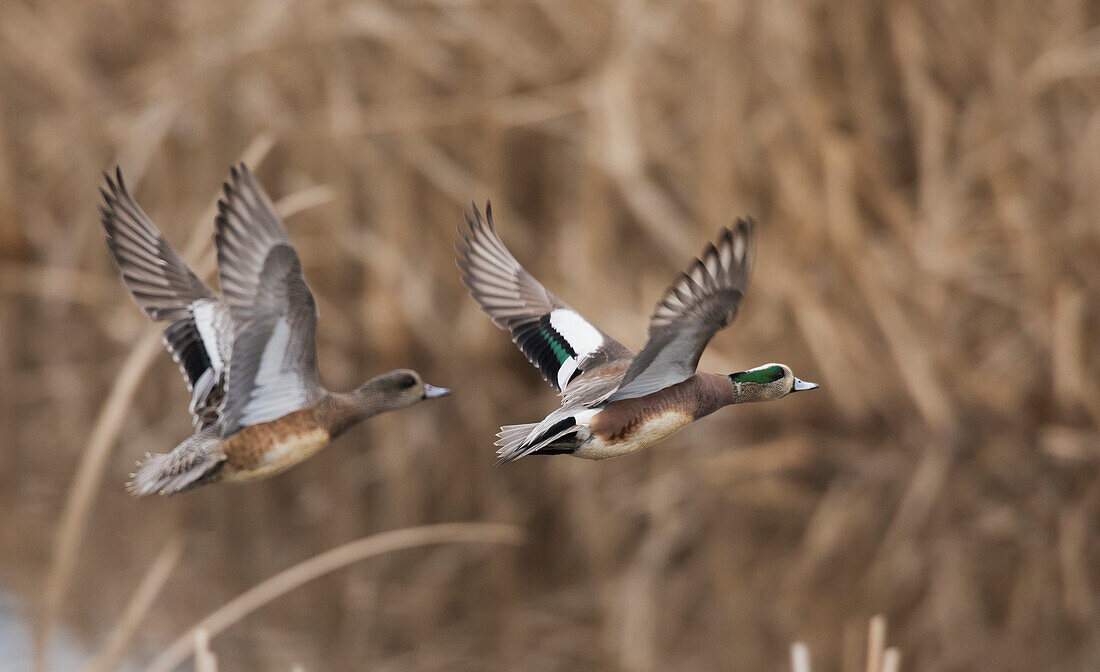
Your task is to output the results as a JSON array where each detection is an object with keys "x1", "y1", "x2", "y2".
[
  {"x1": 191, "y1": 301, "x2": 225, "y2": 371},
  {"x1": 550, "y1": 309, "x2": 604, "y2": 390},
  {"x1": 236, "y1": 319, "x2": 313, "y2": 426}
]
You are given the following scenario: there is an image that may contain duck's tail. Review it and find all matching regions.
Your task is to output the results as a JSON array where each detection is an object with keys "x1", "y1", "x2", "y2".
[
  {"x1": 494, "y1": 423, "x2": 539, "y2": 464},
  {"x1": 127, "y1": 430, "x2": 226, "y2": 497},
  {"x1": 494, "y1": 415, "x2": 584, "y2": 465}
]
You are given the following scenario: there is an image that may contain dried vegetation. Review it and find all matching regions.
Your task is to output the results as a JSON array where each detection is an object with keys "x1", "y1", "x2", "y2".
[{"x1": 0, "y1": 0, "x2": 1098, "y2": 670}]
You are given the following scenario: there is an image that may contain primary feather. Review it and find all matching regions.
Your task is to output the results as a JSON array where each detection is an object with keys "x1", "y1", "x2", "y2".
[
  {"x1": 100, "y1": 168, "x2": 231, "y2": 428},
  {"x1": 456, "y1": 202, "x2": 632, "y2": 394},
  {"x1": 609, "y1": 219, "x2": 755, "y2": 402},
  {"x1": 214, "y1": 164, "x2": 322, "y2": 436}
]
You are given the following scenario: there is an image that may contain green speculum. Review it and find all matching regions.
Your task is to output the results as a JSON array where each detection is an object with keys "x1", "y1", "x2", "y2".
[{"x1": 541, "y1": 327, "x2": 573, "y2": 365}]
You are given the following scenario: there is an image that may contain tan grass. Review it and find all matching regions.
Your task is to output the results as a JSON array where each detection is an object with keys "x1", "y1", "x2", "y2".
[
  {"x1": 145, "y1": 523, "x2": 523, "y2": 672},
  {"x1": 791, "y1": 616, "x2": 901, "y2": 672},
  {"x1": 83, "y1": 536, "x2": 184, "y2": 672},
  {"x1": 33, "y1": 137, "x2": 276, "y2": 672},
  {"x1": 0, "y1": 1, "x2": 1095, "y2": 670}
]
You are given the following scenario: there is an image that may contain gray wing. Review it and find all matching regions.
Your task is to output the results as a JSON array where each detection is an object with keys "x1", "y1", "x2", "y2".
[
  {"x1": 560, "y1": 358, "x2": 632, "y2": 408},
  {"x1": 609, "y1": 219, "x2": 755, "y2": 402},
  {"x1": 214, "y1": 164, "x2": 322, "y2": 436},
  {"x1": 457, "y1": 201, "x2": 632, "y2": 394},
  {"x1": 100, "y1": 168, "x2": 231, "y2": 429}
]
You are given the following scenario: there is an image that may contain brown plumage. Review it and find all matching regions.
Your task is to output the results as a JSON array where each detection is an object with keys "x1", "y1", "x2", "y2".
[
  {"x1": 103, "y1": 165, "x2": 451, "y2": 496},
  {"x1": 457, "y1": 205, "x2": 819, "y2": 463},
  {"x1": 589, "y1": 373, "x2": 736, "y2": 442}
]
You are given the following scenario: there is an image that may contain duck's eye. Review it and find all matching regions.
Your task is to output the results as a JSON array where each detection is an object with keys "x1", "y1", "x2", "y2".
[{"x1": 397, "y1": 375, "x2": 417, "y2": 389}]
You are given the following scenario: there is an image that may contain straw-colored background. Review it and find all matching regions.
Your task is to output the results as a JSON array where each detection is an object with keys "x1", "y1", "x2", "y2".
[{"x1": 1, "y1": 1, "x2": 1098, "y2": 670}]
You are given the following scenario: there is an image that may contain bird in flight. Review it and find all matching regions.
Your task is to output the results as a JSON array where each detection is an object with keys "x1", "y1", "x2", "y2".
[
  {"x1": 101, "y1": 164, "x2": 450, "y2": 495},
  {"x1": 457, "y1": 204, "x2": 817, "y2": 463}
]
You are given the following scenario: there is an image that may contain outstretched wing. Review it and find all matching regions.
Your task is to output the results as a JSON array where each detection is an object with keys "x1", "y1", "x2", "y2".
[
  {"x1": 214, "y1": 164, "x2": 322, "y2": 436},
  {"x1": 456, "y1": 202, "x2": 632, "y2": 394},
  {"x1": 609, "y1": 219, "x2": 755, "y2": 402},
  {"x1": 100, "y1": 168, "x2": 230, "y2": 428}
]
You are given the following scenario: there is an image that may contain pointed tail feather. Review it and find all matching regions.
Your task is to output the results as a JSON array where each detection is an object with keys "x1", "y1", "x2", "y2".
[
  {"x1": 495, "y1": 423, "x2": 540, "y2": 464},
  {"x1": 127, "y1": 432, "x2": 226, "y2": 496},
  {"x1": 494, "y1": 416, "x2": 582, "y2": 465}
]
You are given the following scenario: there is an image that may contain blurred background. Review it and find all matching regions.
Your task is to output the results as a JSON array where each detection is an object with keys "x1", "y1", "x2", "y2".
[{"x1": 1, "y1": 0, "x2": 1098, "y2": 670}]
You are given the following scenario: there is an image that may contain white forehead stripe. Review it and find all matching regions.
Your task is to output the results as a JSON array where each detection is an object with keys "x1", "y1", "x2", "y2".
[{"x1": 549, "y1": 309, "x2": 603, "y2": 389}]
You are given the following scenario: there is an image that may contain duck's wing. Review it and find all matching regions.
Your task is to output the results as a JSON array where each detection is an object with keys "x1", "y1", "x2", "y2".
[
  {"x1": 100, "y1": 168, "x2": 231, "y2": 429},
  {"x1": 457, "y1": 202, "x2": 632, "y2": 396},
  {"x1": 100, "y1": 168, "x2": 216, "y2": 320},
  {"x1": 559, "y1": 358, "x2": 631, "y2": 408},
  {"x1": 214, "y1": 164, "x2": 322, "y2": 436},
  {"x1": 609, "y1": 219, "x2": 755, "y2": 402}
]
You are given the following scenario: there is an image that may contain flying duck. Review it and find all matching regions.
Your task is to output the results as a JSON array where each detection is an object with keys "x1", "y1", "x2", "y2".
[
  {"x1": 457, "y1": 204, "x2": 817, "y2": 463},
  {"x1": 101, "y1": 164, "x2": 451, "y2": 495}
]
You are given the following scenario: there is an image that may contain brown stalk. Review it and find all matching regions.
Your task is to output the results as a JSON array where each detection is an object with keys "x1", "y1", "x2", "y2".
[
  {"x1": 144, "y1": 523, "x2": 523, "y2": 672},
  {"x1": 37, "y1": 135, "x2": 276, "y2": 672},
  {"x1": 83, "y1": 537, "x2": 184, "y2": 672}
]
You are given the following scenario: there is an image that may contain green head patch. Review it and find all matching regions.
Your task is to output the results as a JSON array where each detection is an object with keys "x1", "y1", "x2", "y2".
[{"x1": 730, "y1": 365, "x2": 785, "y2": 384}]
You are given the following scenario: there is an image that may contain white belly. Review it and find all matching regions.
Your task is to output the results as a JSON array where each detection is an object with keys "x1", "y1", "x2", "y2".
[{"x1": 573, "y1": 411, "x2": 693, "y2": 460}]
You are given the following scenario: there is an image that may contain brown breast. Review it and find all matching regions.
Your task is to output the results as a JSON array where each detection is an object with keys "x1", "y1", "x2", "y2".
[
  {"x1": 222, "y1": 404, "x2": 334, "y2": 473},
  {"x1": 589, "y1": 372, "x2": 734, "y2": 441}
]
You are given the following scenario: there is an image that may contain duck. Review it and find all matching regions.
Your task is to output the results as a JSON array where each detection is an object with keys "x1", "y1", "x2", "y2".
[
  {"x1": 100, "y1": 164, "x2": 451, "y2": 496},
  {"x1": 456, "y1": 203, "x2": 817, "y2": 463}
]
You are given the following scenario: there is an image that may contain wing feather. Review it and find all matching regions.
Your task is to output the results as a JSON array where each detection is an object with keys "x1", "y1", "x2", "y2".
[
  {"x1": 456, "y1": 202, "x2": 632, "y2": 394},
  {"x1": 609, "y1": 219, "x2": 755, "y2": 402},
  {"x1": 100, "y1": 168, "x2": 215, "y2": 320},
  {"x1": 214, "y1": 164, "x2": 322, "y2": 436},
  {"x1": 100, "y1": 168, "x2": 229, "y2": 427}
]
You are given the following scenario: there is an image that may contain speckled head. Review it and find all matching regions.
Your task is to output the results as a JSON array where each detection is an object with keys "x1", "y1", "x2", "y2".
[
  {"x1": 728, "y1": 363, "x2": 818, "y2": 402},
  {"x1": 354, "y1": 369, "x2": 451, "y2": 410}
]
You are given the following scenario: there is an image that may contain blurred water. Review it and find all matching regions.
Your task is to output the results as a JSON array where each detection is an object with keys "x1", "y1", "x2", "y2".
[{"x1": 0, "y1": 595, "x2": 80, "y2": 672}]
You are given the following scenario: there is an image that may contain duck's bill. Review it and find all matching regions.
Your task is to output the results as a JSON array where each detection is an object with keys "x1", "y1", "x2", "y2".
[
  {"x1": 422, "y1": 384, "x2": 452, "y2": 399},
  {"x1": 792, "y1": 378, "x2": 819, "y2": 392}
]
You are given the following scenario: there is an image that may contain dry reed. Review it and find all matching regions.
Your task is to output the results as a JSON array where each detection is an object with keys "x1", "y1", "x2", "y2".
[
  {"x1": 0, "y1": 1, "x2": 1095, "y2": 670},
  {"x1": 791, "y1": 616, "x2": 900, "y2": 672},
  {"x1": 83, "y1": 536, "x2": 183, "y2": 672},
  {"x1": 35, "y1": 136, "x2": 278, "y2": 671},
  {"x1": 145, "y1": 523, "x2": 523, "y2": 672}
]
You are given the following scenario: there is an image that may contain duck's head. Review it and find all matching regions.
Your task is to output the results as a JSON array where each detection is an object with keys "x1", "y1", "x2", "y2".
[
  {"x1": 356, "y1": 369, "x2": 452, "y2": 410},
  {"x1": 728, "y1": 363, "x2": 818, "y2": 402}
]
